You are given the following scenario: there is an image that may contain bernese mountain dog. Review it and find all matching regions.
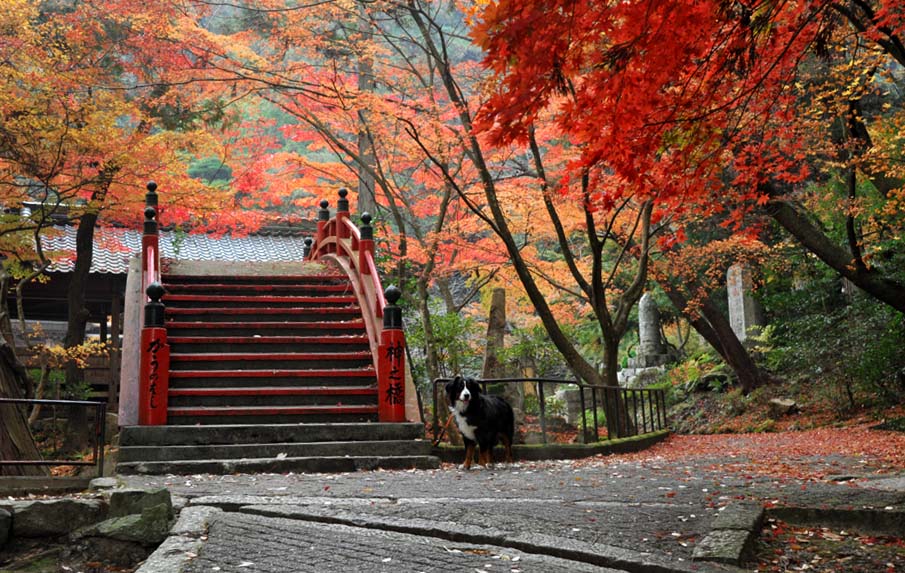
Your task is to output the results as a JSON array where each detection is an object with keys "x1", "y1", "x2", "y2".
[{"x1": 445, "y1": 375, "x2": 515, "y2": 469}]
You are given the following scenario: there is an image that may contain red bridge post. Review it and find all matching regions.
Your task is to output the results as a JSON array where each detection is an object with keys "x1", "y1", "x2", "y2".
[
  {"x1": 359, "y1": 213, "x2": 373, "y2": 275},
  {"x1": 336, "y1": 188, "x2": 350, "y2": 240},
  {"x1": 316, "y1": 199, "x2": 329, "y2": 251},
  {"x1": 139, "y1": 283, "x2": 170, "y2": 425},
  {"x1": 378, "y1": 286, "x2": 406, "y2": 422},
  {"x1": 138, "y1": 182, "x2": 169, "y2": 425}
]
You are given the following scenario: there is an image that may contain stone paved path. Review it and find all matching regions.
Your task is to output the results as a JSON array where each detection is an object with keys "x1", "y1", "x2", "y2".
[{"x1": 123, "y1": 434, "x2": 905, "y2": 573}]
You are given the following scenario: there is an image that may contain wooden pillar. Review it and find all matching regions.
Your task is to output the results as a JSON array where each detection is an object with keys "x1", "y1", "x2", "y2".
[{"x1": 99, "y1": 307, "x2": 108, "y2": 344}]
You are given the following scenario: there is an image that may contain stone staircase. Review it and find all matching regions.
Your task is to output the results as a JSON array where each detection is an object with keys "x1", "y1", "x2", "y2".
[{"x1": 116, "y1": 262, "x2": 438, "y2": 475}]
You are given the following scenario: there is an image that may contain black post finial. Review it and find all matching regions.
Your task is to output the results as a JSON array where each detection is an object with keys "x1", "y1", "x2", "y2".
[
  {"x1": 360, "y1": 212, "x2": 373, "y2": 241},
  {"x1": 318, "y1": 199, "x2": 330, "y2": 222},
  {"x1": 144, "y1": 206, "x2": 158, "y2": 235},
  {"x1": 337, "y1": 188, "x2": 349, "y2": 213},
  {"x1": 383, "y1": 285, "x2": 402, "y2": 329},
  {"x1": 145, "y1": 181, "x2": 158, "y2": 209},
  {"x1": 144, "y1": 282, "x2": 166, "y2": 327},
  {"x1": 303, "y1": 237, "x2": 313, "y2": 258}
]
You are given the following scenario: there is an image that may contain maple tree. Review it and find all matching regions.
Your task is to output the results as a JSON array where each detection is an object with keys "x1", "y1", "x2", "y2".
[
  {"x1": 159, "y1": 0, "x2": 516, "y2": 386},
  {"x1": 0, "y1": 0, "x2": 286, "y2": 457},
  {"x1": 474, "y1": 0, "x2": 905, "y2": 314},
  {"x1": 164, "y1": 1, "x2": 676, "y2": 398}
]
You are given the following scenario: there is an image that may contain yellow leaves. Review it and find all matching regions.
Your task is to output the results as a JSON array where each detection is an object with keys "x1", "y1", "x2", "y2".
[
  {"x1": 0, "y1": 0, "x2": 36, "y2": 34},
  {"x1": 24, "y1": 325, "x2": 110, "y2": 369}
]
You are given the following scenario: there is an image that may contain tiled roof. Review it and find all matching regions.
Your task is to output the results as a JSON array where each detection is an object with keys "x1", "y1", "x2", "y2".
[{"x1": 42, "y1": 226, "x2": 310, "y2": 274}]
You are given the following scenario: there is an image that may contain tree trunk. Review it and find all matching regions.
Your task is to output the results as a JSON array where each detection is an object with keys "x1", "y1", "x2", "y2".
[
  {"x1": 0, "y1": 341, "x2": 48, "y2": 476},
  {"x1": 600, "y1": 333, "x2": 628, "y2": 438},
  {"x1": 356, "y1": 3, "x2": 377, "y2": 216},
  {"x1": 62, "y1": 210, "x2": 98, "y2": 453},
  {"x1": 601, "y1": 332, "x2": 620, "y2": 388},
  {"x1": 482, "y1": 288, "x2": 524, "y2": 411},
  {"x1": 698, "y1": 297, "x2": 768, "y2": 393},
  {"x1": 0, "y1": 270, "x2": 14, "y2": 347}
]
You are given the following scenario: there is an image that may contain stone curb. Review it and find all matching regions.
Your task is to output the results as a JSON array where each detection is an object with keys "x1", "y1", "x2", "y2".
[
  {"x1": 433, "y1": 430, "x2": 672, "y2": 463},
  {"x1": 117, "y1": 454, "x2": 440, "y2": 476},
  {"x1": 0, "y1": 477, "x2": 94, "y2": 497},
  {"x1": 134, "y1": 506, "x2": 223, "y2": 573},
  {"x1": 767, "y1": 505, "x2": 905, "y2": 537},
  {"x1": 238, "y1": 503, "x2": 743, "y2": 573},
  {"x1": 692, "y1": 502, "x2": 763, "y2": 566}
]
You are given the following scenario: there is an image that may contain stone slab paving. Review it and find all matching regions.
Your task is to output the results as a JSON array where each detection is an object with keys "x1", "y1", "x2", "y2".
[
  {"x1": 123, "y1": 454, "x2": 905, "y2": 573},
  {"x1": 180, "y1": 511, "x2": 626, "y2": 573}
]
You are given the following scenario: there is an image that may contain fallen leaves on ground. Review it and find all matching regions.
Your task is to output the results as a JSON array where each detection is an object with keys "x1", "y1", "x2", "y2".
[
  {"x1": 754, "y1": 518, "x2": 905, "y2": 573},
  {"x1": 606, "y1": 426, "x2": 905, "y2": 479}
]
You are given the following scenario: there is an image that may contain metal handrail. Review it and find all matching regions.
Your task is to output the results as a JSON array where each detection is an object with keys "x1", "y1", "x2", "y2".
[
  {"x1": 431, "y1": 377, "x2": 667, "y2": 444},
  {"x1": 0, "y1": 398, "x2": 107, "y2": 476}
]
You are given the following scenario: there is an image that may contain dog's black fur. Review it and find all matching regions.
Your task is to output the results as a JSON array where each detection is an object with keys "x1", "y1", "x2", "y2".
[{"x1": 445, "y1": 375, "x2": 515, "y2": 469}]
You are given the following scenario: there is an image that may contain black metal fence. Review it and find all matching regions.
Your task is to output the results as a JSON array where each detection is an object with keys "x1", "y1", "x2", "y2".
[
  {"x1": 432, "y1": 377, "x2": 667, "y2": 445},
  {"x1": 0, "y1": 398, "x2": 107, "y2": 477}
]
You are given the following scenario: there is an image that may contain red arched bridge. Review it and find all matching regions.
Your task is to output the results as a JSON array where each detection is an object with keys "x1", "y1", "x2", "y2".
[{"x1": 120, "y1": 184, "x2": 432, "y2": 474}]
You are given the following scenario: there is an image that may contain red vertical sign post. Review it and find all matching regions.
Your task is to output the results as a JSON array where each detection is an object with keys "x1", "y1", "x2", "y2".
[
  {"x1": 139, "y1": 283, "x2": 169, "y2": 425},
  {"x1": 138, "y1": 325, "x2": 170, "y2": 425},
  {"x1": 377, "y1": 286, "x2": 406, "y2": 422},
  {"x1": 138, "y1": 183, "x2": 170, "y2": 425}
]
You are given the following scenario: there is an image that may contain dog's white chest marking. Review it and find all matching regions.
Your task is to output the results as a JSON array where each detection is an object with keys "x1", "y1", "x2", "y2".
[{"x1": 452, "y1": 410, "x2": 478, "y2": 441}]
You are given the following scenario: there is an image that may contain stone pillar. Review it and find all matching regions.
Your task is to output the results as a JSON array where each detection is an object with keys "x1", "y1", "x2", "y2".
[
  {"x1": 481, "y1": 288, "x2": 506, "y2": 379},
  {"x1": 482, "y1": 288, "x2": 523, "y2": 411},
  {"x1": 727, "y1": 264, "x2": 765, "y2": 342},
  {"x1": 638, "y1": 292, "x2": 666, "y2": 357},
  {"x1": 118, "y1": 255, "x2": 142, "y2": 426}
]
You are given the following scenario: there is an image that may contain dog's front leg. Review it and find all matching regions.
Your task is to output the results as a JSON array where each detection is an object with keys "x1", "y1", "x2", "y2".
[
  {"x1": 462, "y1": 442, "x2": 476, "y2": 470},
  {"x1": 478, "y1": 447, "x2": 493, "y2": 468}
]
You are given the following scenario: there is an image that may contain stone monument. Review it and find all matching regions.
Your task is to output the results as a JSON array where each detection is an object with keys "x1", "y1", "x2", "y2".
[
  {"x1": 727, "y1": 264, "x2": 765, "y2": 343},
  {"x1": 618, "y1": 292, "x2": 674, "y2": 387}
]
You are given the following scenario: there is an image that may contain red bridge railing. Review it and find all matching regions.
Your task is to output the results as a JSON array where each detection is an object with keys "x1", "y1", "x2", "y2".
[
  {"x1": 308, "y1": 189, "x2": 406, "y2": 422},
  {"x1": 138, "y1": 182, "x2": 170, "y2": 425}
]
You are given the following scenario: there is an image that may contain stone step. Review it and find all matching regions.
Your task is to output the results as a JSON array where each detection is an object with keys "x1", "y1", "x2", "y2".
[
  {"x1": 121, "y1": 422, "x2": 427, "y2": 446},
  {"x1": 169, "y1": 351, "x2": 373, "y2": 371},
  {"x1": 165, "y1": 321, "x2": 366, "y2": 337},
  {"x1": 116, "y1": 455, "x2": 441, "y2": 475},
  {"x1": 167, "y1": 385, "x2": 377, "y2": 408},
  {"x1": 117, "y1": 439, "x2": 431, "y2": 462},
  {"x1": 167, "y1": 404, "x2": 378, "y2": 425},
  {"x1": 168, "y1": 368, "x2": 377, "y2": 389},
  {"x1": 167, "y1": 335, "x2": 370, "y2": 354}
]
